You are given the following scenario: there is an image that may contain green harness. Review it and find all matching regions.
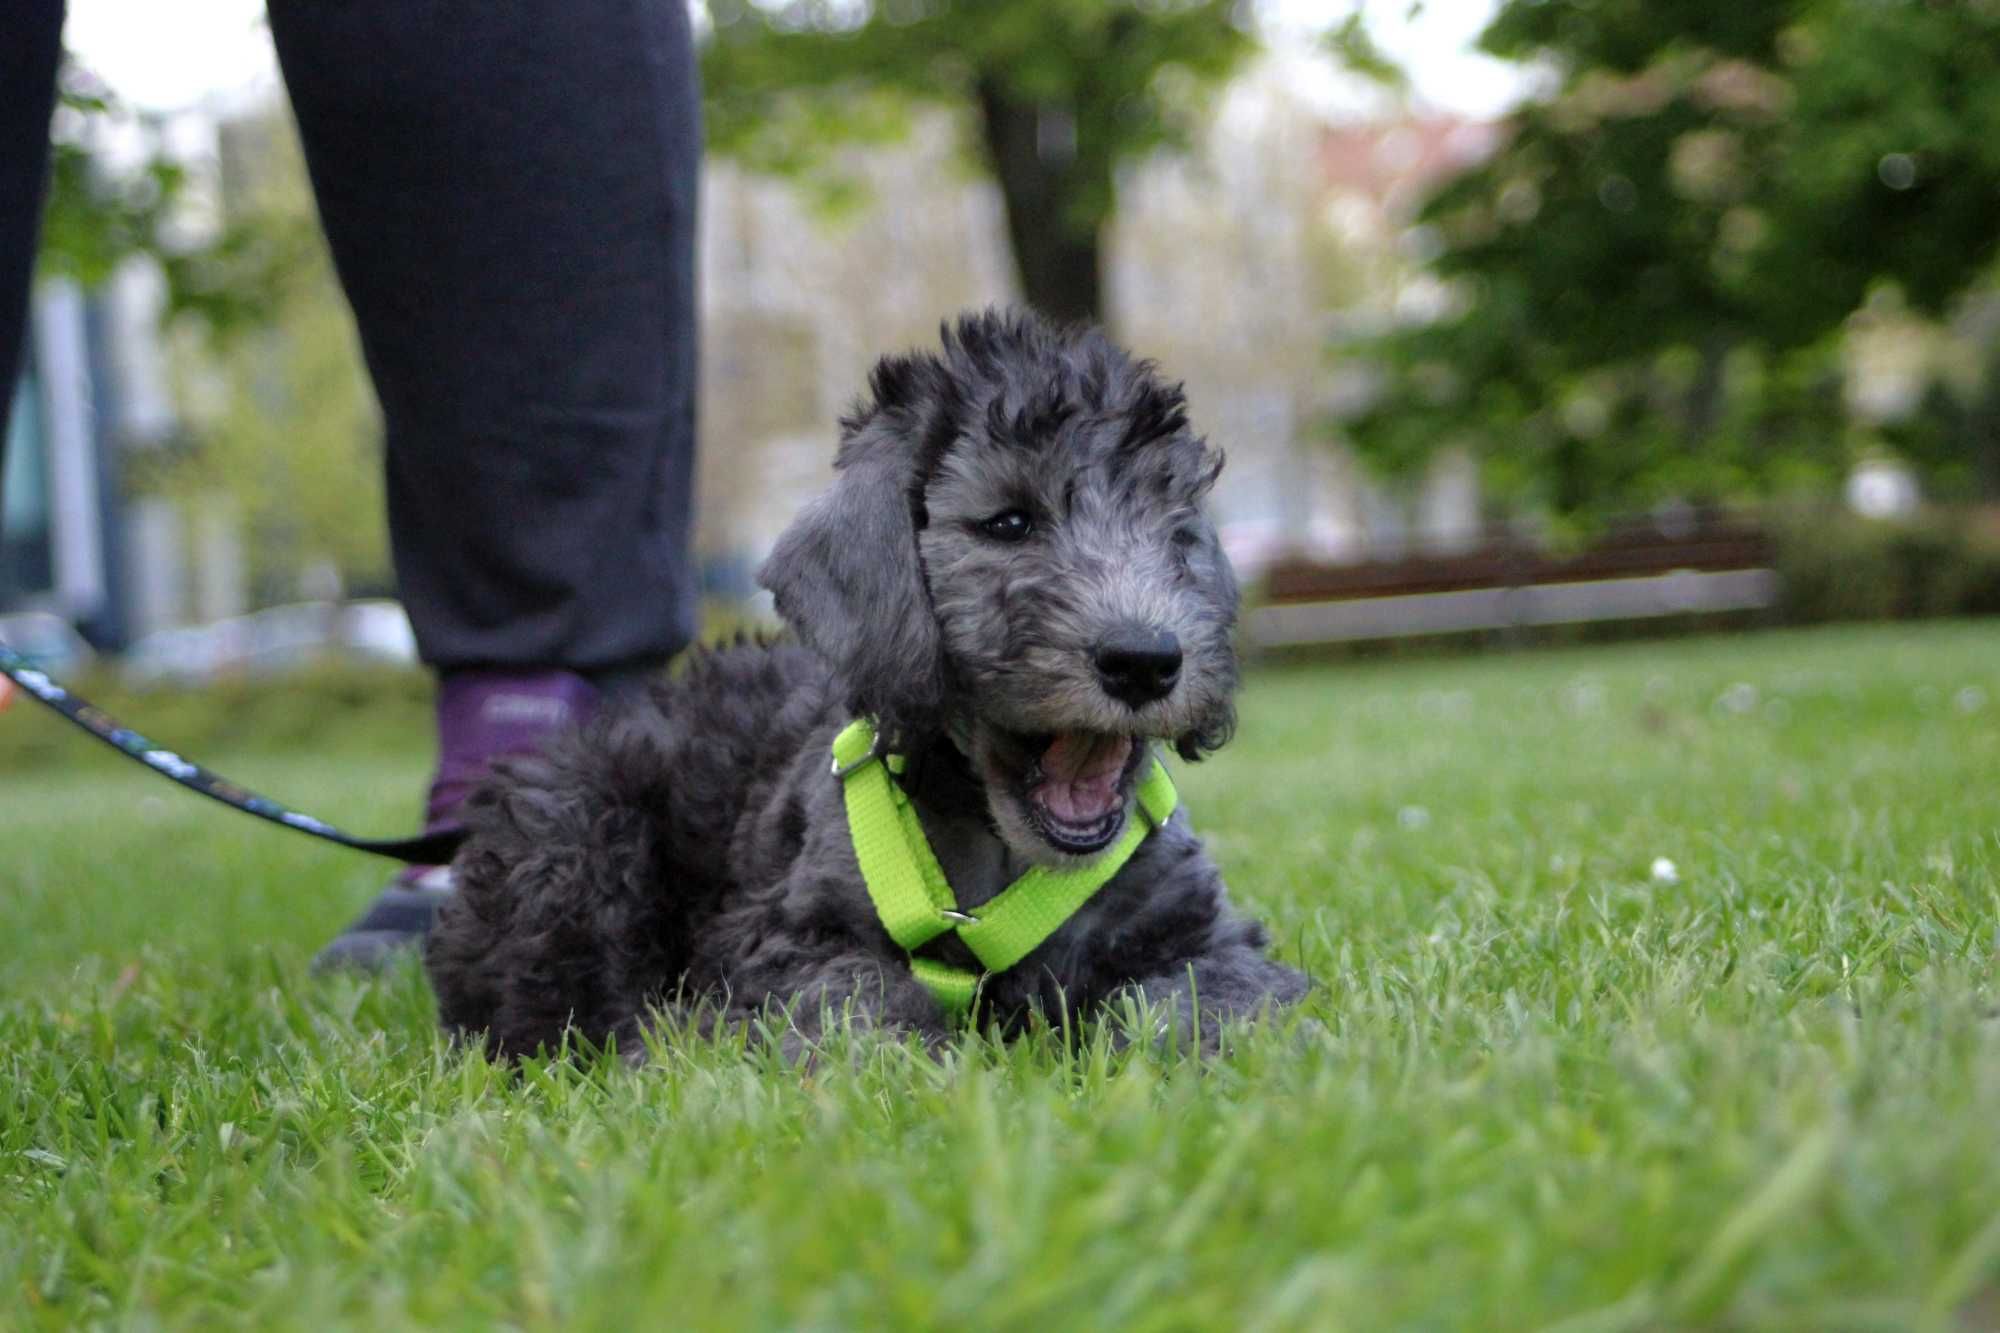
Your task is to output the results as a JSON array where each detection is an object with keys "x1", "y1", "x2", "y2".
[{"x1": 831, "y1": 717, "x2": 1178, "y2": 1016}]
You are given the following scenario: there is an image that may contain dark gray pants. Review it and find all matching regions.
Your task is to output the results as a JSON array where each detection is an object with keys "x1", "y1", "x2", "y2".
[{"x1": 2, "y1": 1, "x2": 700, "y2": 675}]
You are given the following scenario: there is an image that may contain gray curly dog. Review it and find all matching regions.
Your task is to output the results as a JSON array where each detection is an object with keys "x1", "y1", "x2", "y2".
[{"x1": 424, "y1": 309, "x2": 1310, "y2": 1058}]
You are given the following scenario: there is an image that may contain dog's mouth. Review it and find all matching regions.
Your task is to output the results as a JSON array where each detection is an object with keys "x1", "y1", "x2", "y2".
[{"x1": 1016, "y1": 730, "x2": 1143, "y2": 856}]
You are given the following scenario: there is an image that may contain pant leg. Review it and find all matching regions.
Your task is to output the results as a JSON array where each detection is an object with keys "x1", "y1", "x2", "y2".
[
  {"x1": 0, "y1": 1, "x2": 65, "y2": 461},
  {"x1": 266, "y1": 0, "x2": 701, "y2": 675}
]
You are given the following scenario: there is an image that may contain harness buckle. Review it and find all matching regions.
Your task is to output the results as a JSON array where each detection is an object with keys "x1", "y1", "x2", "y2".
[{"x1": 831, "y1": 731, "x2": 888, "y2": 780}]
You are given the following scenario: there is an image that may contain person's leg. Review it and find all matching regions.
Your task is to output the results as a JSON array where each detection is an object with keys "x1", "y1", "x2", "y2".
[
  {"x1": 265, "y1": 0, "x2": 701, "y2": 967},
  {"x1": 0, "y1": 2, "x2": 65, "y2": 454}
]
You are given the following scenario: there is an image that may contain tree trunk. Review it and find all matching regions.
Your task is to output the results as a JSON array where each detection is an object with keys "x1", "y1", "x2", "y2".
[
  {"x1": 974, "y1": 78, "x2": 1104, "y2": 326},
  {"x1": 1973, "y1": 346, "x2": 2000, "y2": 502},
  {"x1": 1685, "y1": 335, "x2": 1732, "y2": 448}
]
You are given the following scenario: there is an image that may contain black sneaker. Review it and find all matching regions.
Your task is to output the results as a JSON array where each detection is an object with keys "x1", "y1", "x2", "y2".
[
  {"x1": 309, "y1": 670, "x2": 603, "y2": 974},
  {"x1": 311, "y1": 865, "x2": 455, "y2": 972}
]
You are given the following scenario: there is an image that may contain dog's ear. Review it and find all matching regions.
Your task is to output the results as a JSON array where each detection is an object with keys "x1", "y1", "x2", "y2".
[{"x1": 758, "y1": 410, "x2": 949, "y2": 738}]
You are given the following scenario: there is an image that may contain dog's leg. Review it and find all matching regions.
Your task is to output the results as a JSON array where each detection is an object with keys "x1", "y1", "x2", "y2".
[
  {"x1": 1109, "y1": 928, "x2": 1310, "y2": 1054},
  {"x1": 728, "y1": 949, "x2": 954, "y2": 1061},
  {"x1": 425, "y1": 740, "x2": 699, "y2": 1061}
]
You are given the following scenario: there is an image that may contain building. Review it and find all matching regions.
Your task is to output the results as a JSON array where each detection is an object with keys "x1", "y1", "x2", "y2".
[{"x1": 2, "y1": 265, "x2": 177, "y2": 648}]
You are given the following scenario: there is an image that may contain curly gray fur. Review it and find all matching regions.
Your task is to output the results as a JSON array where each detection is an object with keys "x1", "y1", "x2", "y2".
[{"x1": 425, "y1": 309, "x2": 1310, "y2": 1057}]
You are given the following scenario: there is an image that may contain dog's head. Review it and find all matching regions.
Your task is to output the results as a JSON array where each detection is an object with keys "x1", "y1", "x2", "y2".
[{"x1": 760, "y1": 309, "x2": 1238, "y2": 866}]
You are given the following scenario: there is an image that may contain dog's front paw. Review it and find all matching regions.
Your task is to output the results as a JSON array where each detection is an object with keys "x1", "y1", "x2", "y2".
[{"x1": 1103, "y1": 989, "x2": 1225, "y2": 1057}]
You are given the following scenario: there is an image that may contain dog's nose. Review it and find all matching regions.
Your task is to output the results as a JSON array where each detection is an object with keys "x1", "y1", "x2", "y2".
[{"x1": 1093, "y1": 629, "x2": 1182, "y2": 708}]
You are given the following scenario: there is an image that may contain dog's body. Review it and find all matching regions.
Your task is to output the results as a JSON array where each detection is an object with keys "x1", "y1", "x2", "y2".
[{"x1": 425, "y1": 311, "x2": 1309, "y2": 1056}]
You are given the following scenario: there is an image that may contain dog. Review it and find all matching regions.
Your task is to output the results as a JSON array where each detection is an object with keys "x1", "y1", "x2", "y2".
[{"x1": 424, "y1": 309, "x2": 1310, "y2": 1058}]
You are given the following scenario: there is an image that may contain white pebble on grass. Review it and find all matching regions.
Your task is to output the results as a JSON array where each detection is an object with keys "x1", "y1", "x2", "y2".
[
  {"x1": 1650, "y1": 856, "x2": 1680, "y2": 885},
  {"x1": 1418, "y1": 690, "x2": 1474, "y2": 721},
  {"x1": 1563, "y1": 677, "x2": 1607, "y2": 715},
  {"x1": 1716, "y1": 682, "x2": 1759, "y2": 715}
]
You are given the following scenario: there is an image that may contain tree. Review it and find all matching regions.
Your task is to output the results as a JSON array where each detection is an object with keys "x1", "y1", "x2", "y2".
[
  {"x1": 700, "y1": 0, "x2": 1258, "y2": 325},
  {"x1": 1343, "y1": 0, "x2": 2000, "y2": 517}
]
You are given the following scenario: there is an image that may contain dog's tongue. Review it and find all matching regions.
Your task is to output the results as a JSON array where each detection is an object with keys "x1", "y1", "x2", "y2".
[{"x1": 1032, "y1": 732, "x2": 1132, "y2": 825}]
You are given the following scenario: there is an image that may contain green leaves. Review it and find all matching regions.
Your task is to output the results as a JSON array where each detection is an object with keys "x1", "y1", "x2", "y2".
[
  {"x1": 1347, "y1": 0, "x2": 2000, "y2": 517},
  {"x1": 37, "y1": 61, "x2": 310, "y2": 341},
  {"x1": 1324, "y1": 13, "x2": 1409, "y2": 91}
]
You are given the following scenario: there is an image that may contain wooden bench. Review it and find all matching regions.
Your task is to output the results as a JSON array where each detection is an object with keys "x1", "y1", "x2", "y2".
[{"x1": 1248, "y1": 516, "x2": 1778, "y2": 649}]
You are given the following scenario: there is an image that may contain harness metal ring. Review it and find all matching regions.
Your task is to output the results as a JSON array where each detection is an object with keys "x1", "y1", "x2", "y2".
[{"x1": 831, "y1": 734, "x2": 888, "y2": 780}]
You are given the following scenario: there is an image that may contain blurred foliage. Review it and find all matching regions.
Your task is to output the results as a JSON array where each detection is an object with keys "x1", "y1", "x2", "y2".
[
  {"x1": 38, "y1": 60, "x2": 312, "y2": 340},
  {"x1": 1772, "y1": 507, "x2": 2000, "y2": 624},
  {"x1": 701, "y1": 0, "x2": 1261, "y2": 322},
  {"x1": 1321, "y1": 13, "x2": 1408, "y2": 92},
  {"x1": 1344, "y1": 0, "x2": 2000, "y2": 518},
  {"x1": 36, "y1": 80, "x2": 183, "y2": 289}
]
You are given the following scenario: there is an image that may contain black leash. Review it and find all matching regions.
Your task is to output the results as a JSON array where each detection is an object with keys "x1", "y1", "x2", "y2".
[{"x1": 1, "y1": 642, "x2": 463, "y2": 864}]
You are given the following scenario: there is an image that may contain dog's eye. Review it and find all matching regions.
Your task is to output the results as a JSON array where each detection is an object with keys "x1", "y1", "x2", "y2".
[{"x1": 978, "y1": 510, "x2": 1034, "y2": 543}]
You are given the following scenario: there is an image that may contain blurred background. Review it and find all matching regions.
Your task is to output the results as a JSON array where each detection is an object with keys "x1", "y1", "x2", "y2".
[{"x1": 5, "y1": 0, "x2": 1999, "y2": 689}]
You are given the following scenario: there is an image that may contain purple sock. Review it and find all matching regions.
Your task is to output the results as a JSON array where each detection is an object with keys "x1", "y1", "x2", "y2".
[{"x1": 423, "y1": 670, "x2": 602, "y2": 832}]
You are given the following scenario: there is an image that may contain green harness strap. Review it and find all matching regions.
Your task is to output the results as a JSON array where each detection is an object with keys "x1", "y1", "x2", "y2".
[{"x1": 832, "y1": 717, "x2": 1177, "y2": 1016}]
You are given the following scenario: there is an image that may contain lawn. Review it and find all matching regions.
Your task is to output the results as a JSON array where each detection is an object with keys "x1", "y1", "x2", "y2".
[{"x1": 3, "y1": 621, "x2": 1998, "y2": 1330}]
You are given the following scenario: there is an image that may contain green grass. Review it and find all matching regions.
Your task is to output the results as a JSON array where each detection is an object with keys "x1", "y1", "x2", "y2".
[{"x1": 4, "y1": 622, "x2": 1999, "y2": 1330}]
